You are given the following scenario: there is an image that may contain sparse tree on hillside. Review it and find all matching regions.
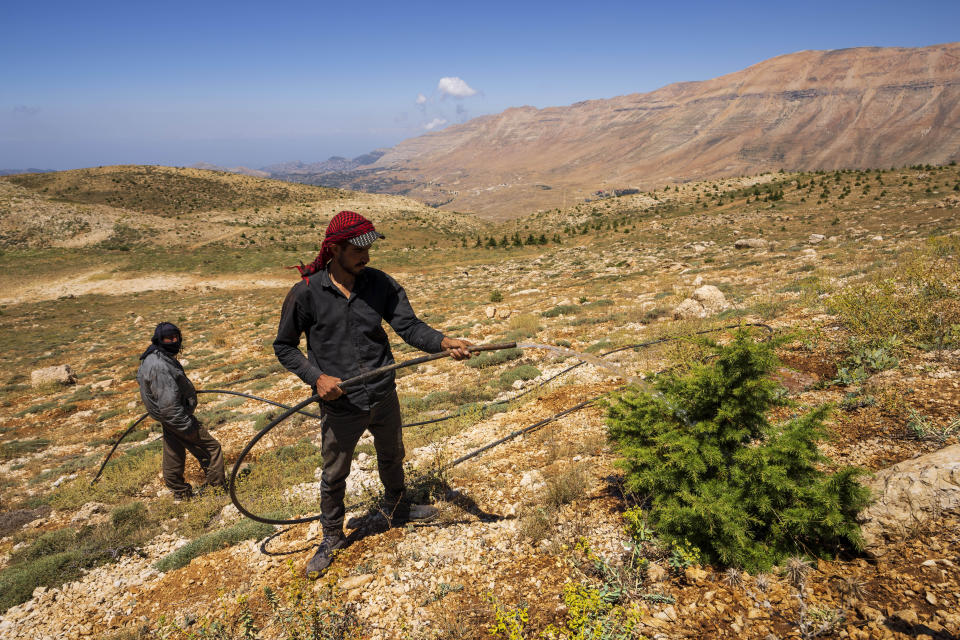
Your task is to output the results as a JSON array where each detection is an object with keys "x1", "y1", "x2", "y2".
[{"x1": 607, "y1": 332, "x2": 871, "y2": 572}]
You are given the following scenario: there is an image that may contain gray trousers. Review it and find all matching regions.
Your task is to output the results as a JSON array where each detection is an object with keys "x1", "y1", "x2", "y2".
[
  {"x1": 161, "y1": 423, "x2": 225, "y2": 496},
  {"x1": 319, "y1": 390, "x2": 405, "y2": 533}
]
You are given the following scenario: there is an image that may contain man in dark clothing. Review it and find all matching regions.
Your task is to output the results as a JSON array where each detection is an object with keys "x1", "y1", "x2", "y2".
[
  {"x1": 274, "y1": 210, "x2": 472, "y2": 577},
  {"x1": 137, "y1": 322, "x2": 225, "y2": 501}
]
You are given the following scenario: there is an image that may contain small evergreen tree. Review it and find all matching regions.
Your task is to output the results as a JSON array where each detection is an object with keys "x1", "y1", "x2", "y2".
[{"x1": 607, "y1": 331, "x2": 871, "y2": 572}]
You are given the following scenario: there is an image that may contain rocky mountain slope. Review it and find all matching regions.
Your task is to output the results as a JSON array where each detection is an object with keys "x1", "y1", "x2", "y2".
[
  {"x1": 1, "y1": 163, "x2": 959, "y2": 639},
  {"x1": 280, "y1": 43, "x2": 960, "y2": 219}
]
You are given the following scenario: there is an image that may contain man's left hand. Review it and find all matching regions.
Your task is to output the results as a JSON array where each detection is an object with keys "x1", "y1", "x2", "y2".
[{"x1": 441, "y1": 337, "x2": 474, "y2": 360}]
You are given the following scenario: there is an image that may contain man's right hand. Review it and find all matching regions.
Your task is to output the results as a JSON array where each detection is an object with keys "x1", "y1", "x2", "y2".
[{"x1": 316, "y1": 374, "x2": 344, "y2": 401}]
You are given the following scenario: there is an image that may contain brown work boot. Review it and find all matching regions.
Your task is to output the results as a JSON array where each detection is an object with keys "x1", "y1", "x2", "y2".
[{"x1": 305, "y1": 530, "x2": 347, "y2": 579}]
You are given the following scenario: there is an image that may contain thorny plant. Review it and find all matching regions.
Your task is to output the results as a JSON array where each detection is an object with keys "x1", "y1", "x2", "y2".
[
  {"x1": 906, "y1": 409, "x2": 960, "y2": 443},
  {"x1": 722, "y1": 567, "x2": 743, "y2": 588},
  {"x1": 784, "y1": 556, "x2": 847, "y2": 640}
]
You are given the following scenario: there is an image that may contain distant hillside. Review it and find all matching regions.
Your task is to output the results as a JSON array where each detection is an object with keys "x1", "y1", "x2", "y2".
[
  {"x1": 190, "y1": 162, "x2": 270, "y2": 178},
  {"x1": 0, "y1": 168, "x2": 56, "y2": 176},
  {"x1": 263, "y1": 151, "x2": 387, "y2": 177},
  {"x1": 275, "y1": 42, "x2": 960, "y2": 219},
  {"x1": 0, "y1": 165, "x2": 483, "y2": 251},
  {"x1": 4, "y1": 165, "x2": 344, "y2": 215}
]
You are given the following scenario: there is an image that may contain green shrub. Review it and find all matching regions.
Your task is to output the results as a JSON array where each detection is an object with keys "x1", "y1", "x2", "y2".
[
  {"x1": 154, "y1": 520, "x2": 275, "y2": 572},
  {"x1": 1, "y1": 515, "x2": 161, "y2": 613},
  {"x1": 48, "y1": 440, "x2": 163, "y2": 510},
  {"x1": 111, "y1": 501, "x2": 147, "y2": 529},
  {"x1": 833, "y1": 337, "x2": 900, "y2": 386},
  {"x1": 0, "y1": 550, "x2": 92, "y2": 612},
  {"x1": 607, "y1": 331, "x2": 871, "y2": 572},
  {"x1": 829, "y1": 237, "x2": 960, "y2": 349},
  {"x1": 499, "y1": 365, "x2": 541, "y2": 387},
  {"x1": 96, "y1": 407, "x2": 124, "y2": 422},
  {"x1": 541, "y1": 304, "x2": 578, "y2": 318},
  {"x1": 464, "y1": 348, "x2": 523, "y2": 369},
  {"x1": 506, "y1": 313, "x2": 541, "y2": 338},
  {"x1": 0, "y1": 438, "x2": 50, "y2": 459},
  {"x1": 11, "y1": 528, "x2": 77, "y2": 563}
]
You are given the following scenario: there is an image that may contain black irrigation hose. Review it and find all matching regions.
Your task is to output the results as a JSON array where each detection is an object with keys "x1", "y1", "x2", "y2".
[
  {"x1": 90, "y1": 413, "x2": 150, "y2": 484},
  {"x1": 441, "y1": 322, "x2": 774, "y2": 471},
  {"x1": 402, "y1": 322, "x2": 773, "y2": 429},
  {"x1": 442, "y1": 397, "x2": 600, "y2": 470},
  {"x1": 196, "y1": 389, "x2": 323, "y2": 420},
  {"x1": 227, "y1": 342, "x2": 518, "y2": 525},
  {"x1": 228, "y1": 323, "x2": 772, "y2": 526},
  {"x1": 94, "y1": 323, "x2": 771, "y2": 514},
  {"x1": 90, "y1": 390, "x2": 327, "y2": 485}
]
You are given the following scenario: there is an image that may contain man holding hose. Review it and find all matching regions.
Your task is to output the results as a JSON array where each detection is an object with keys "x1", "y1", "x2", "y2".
[{"x1": 274, "y1": 210, "x2": 473, "y2": 576}]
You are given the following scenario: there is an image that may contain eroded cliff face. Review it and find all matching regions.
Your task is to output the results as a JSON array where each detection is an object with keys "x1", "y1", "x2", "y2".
[{"x1": 322, "y1": 43, "x2": 960, "y2": 219}]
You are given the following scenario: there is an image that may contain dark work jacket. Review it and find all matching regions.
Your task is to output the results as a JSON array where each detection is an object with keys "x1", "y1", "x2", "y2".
[
  {"x1": 273, "y1": 266, "x2": 444, "y2": 412},
  {"x1": 137, "y1": 350, "x2": 199, "y2": 434}
]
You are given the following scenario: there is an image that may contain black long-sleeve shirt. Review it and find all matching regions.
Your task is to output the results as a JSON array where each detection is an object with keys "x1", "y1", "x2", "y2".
[{"x1": 273, "y1": 266, "x2": 444, "y2": 412}]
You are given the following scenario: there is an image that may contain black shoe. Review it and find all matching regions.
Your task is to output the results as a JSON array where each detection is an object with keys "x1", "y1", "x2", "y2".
[
  {"x1": 388, "y1": 502, "x2": 439, "y2": 526},
  {"x1": 305, "y1": 532, "x2": 347, "y2": 579},
  {"x1": 172, "y1": 488, "x2": 194, "y2": 502}
]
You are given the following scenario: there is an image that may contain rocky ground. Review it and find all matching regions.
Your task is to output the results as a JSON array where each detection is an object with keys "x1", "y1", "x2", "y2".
[{"x1": 1, "y1": 165, "x2": 959, "y2": 638}]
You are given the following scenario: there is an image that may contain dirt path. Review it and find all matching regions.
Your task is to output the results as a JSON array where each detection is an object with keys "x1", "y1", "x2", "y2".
[{"x1": 0, "y1": 270, "x2": 292, "y2": 305}]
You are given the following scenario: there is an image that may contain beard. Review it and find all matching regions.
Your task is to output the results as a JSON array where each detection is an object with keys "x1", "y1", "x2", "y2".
[{"x1": 335, "y1": 252, "x2": 366, "y2": 276}]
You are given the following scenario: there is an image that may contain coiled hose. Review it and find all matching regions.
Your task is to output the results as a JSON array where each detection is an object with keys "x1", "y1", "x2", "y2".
[{"x1": 93, "y1": 323, "x2": 771, "y2": 526}]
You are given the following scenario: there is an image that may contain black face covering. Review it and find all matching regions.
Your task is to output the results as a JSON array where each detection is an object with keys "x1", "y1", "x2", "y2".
[
  {"x1": 140, "y1": 322, "x2": 183, "y2": 360},
  {"x1": 158, "y1": 339, "x2": 181, "y2": 356}
]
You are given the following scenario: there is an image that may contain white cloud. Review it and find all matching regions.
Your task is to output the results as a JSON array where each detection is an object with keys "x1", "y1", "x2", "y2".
[
  {"x1": 415, "y1": 93, "x2": 427, "y2": 105},
  {"x1": 437, "y1": 77, "x2": 477, "y2": 98},
  {"x1": 424, "y1": 118, "x2": 448, "y2": 130}
]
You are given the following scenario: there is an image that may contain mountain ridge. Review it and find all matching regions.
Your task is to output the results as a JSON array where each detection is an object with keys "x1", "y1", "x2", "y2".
[{"x1": 251, "y1": 42, "x2": 960, "y2": 219}]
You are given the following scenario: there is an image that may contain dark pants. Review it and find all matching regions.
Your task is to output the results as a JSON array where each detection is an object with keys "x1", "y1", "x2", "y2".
[
  {"x1": 319, "y1": 390, "x2": 405, "y2": 534},
  {"x1": 161, "y1": 424, "x2": 225, "y2": 496}
]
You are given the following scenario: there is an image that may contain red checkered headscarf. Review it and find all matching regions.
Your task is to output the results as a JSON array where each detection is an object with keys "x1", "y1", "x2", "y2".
[{"x1": 292, "y1": 211, "x2": 381, "y2": 280}]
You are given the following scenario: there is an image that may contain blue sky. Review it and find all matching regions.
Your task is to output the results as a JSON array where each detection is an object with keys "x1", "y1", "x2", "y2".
[{"x1": 2, "y1": 0, "x2": 958, "y2": 169}]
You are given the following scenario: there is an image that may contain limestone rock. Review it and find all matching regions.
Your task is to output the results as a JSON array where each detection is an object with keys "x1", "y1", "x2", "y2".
[
  {"x1": 520, "y1": 470, "x2": 545, "y2": 491},
  {"x1": 646, "y1": 562, "x2": 668, "y2": 582},
  {"x1": 485, "y1": 306, "x2": 496, "y2": 319},
  {"x1": 675, "y1": 285, "x2": 728, "y2": 319},
  {"x1": 673, "y1": 298, "x2": 706, "y2": 319},
  {"x1": 859, "y1": 445, "x2": 960, "y2": 553},
  {"x1": 684, "y1": 566, "x2": 708, "y2": 583},
  {"x1": 691, "y1": 285, "x2": 727, "y2": 313},
  {"x1": 808, "y1": 233, "x2": 825, "y2": 244},
  {"x1": 71, "y1": 502, "x2": 109, "y2": 524},
  {"x1": 31, "y1": 365, "x2": 77, "y2": 387},
  {"x1": 734, "y1": 238, "x2": 768, "y2": 250},
  {"x1": 340, "y1": 574, "x2": 374, "y2": 591}
]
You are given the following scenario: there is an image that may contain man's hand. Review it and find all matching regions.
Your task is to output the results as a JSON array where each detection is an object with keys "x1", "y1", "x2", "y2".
[
  {"x1": 315, "y1": 374, "x2": 344, "y2": 401},
  {"x1": 441, "y1": 337, "x2": 474, "y2": 360}
]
